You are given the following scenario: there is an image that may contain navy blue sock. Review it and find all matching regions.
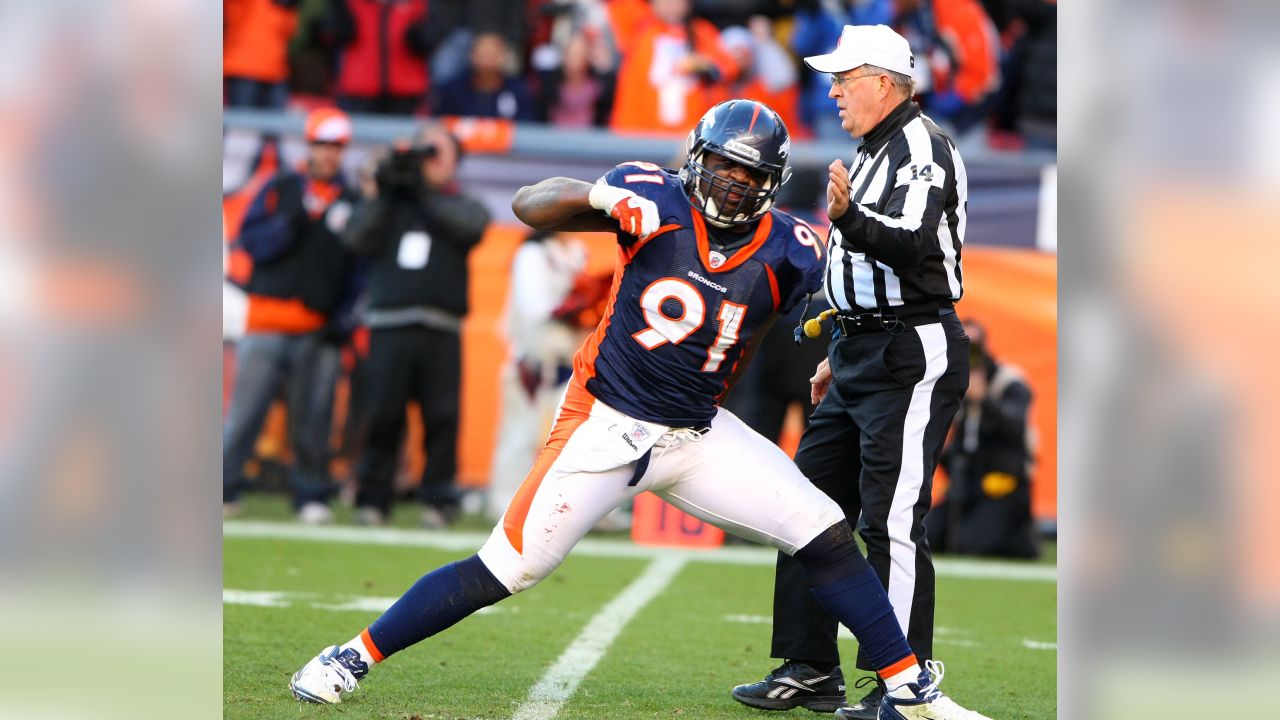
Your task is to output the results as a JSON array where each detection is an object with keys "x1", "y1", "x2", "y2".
[
  {"x1": 810, "y1": 568, "x2": 913, "y2": 672},
  {"x1": 366, "y1": 554, "x2": 511, "y2": 659},
  {"x1": 794, "y1": 523, "x2": 914, "y2": 672}
]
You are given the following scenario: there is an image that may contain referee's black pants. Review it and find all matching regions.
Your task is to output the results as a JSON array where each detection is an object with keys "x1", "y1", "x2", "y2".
[
  {"x1": 770, "y1": 310, "x2": 969, "y2": 672},
  {"x1": 355, "y1": 325, "x2": 462, "y2": 514}
]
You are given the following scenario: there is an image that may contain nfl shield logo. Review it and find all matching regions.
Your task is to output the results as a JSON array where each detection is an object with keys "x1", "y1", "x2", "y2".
[
  {"x1": 630, "y1": 424, "x2": 650, "y2": 442},
  {"x1": 708, "y1": 250, "x2": 726, "y2": 269}
]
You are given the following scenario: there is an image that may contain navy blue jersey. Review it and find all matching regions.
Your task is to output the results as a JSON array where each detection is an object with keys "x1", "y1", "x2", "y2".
[{"x1": 572, "y1": 162, "x2": 826, "y2": 427}]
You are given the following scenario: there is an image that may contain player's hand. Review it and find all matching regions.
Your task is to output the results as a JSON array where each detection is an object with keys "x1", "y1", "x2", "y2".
[
  {"x1": 609, "y1": 195, "x2": 661, "y2": 239},
  {"x1": 826, "y1": 159, "x2": 850, "y2": 221},
  {"x1": 589, "y1": 182, "x2": 660, "y2": 239},
  {"x1": 809, "y1": 357, "x2": 833, "y2": 405}
]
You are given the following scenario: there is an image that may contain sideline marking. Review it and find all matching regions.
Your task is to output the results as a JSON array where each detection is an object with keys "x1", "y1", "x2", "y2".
[
  {"x1": 224, "y1": 521, "x2": 1056, "y2": 583},
  {"x1": 722, "y1": 615, "x2": 978, "y2": 646},
  {"x1": 510, "y1": 556, "x2": 686, "y2": 720}
]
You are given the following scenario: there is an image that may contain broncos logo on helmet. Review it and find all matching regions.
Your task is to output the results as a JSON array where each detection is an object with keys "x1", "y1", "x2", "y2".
[{"x1": 680, "y1": 100, "x2": 793, "y2": 228}]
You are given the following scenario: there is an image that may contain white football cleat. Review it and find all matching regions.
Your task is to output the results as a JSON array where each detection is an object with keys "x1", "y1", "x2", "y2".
[
  {"x1": 877, "y1": 660, "x2": 992, "y2": 719},
  {"x1": 289, "y1": 645, "x2": 368, "y2": 704}
]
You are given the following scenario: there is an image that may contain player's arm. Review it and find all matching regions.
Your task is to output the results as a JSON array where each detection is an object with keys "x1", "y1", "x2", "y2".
[
  {"x1": 511, "y1": 178, "x2": 612, "y2": 232},
  {"x1": 723, "y1": 315, "x2": 777, "y2": 395},
  {"x1": 512, "y1": 177, "x2": 660, "y2": 239}
]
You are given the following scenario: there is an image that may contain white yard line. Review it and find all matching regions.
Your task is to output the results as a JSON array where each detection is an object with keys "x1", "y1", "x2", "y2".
[
  {"x1": 509, "y1": 556, "x2": 686, "y2": 720},
  {"x1": 1021, "y1": 639, "x2": 1057, "y2": 651},
  {"x1": 222, "y1": 588, "x2": 499, "y2": 615},
  {"x1": 223, "y1": 589, "x2": 291, "y2": 608},
  {"x1": 223, "y1": 520, "x2": 1056, "y2": 583}
]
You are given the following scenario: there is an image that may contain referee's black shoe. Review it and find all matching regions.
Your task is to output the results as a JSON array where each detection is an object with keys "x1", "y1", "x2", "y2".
[
  {"x1": 731, "y1": 661, "x2": 846, "y2": 712},
  {"x1": 832, "y1": 676, "x2": 885, "y2": 719}
]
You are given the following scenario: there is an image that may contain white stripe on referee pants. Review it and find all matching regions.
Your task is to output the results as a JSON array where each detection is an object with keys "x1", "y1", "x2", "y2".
[{"x1": 886, "y1": 322, "x2": 948, "y2": 635}]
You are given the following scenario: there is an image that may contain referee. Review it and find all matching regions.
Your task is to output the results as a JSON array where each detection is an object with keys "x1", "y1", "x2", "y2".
[{"x1": 732, "y1": 25, "x2": 970, "y2": 719}]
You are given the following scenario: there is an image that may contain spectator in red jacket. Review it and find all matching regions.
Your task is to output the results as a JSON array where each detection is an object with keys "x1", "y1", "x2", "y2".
[{"x1": 326, "y1": 0, "x2": 430, "y2": 115}]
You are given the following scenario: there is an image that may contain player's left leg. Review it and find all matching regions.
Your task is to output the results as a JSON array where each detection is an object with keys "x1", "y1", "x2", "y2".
[
  {"x1": 648, "y1": 408, "x2": 990, "y2": 719},
  {"x1": 290, "y1": 384, "x2": 657, "y2": 704}
]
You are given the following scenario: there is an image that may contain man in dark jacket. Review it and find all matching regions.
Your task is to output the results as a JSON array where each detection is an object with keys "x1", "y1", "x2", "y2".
[
  {"x1": 223, "y1": 107, "x2": 361, "y2": 523},
  {"x1": 342, "y1": 123, "x2": 491, "y2": 527},
  {"x1": 432, "y1": 32, "x2": 537, "y2": 121},
  {"x1": 433, "y1": 32, "x2": 537, "y2": 121},
  {"x1": 926, "y1": 318, "x2": 1039, "y2": 558}
]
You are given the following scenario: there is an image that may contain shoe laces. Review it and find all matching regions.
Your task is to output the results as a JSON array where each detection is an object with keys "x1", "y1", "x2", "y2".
[
  {"x1": 924, "y1": 660, "x2": 945, "y2": 687},
  {"x1": 916, "y1": 659, "x2": 945, "y2": 701},
  {"x1": 770, "y1": 659, "x2": 810, "y2": 679},
  {"x1": 852, "y1": 675, "x2": 883, "y2": 702},
  {"x1": 769, "y1": 660, "x2": 798, "y2": 678},
  {"x1": 321, "y1": 649, "x2": 362, "y2": 692},
  {"x1": 918, "y1": 660, "x2": 986, "y2": 717}
]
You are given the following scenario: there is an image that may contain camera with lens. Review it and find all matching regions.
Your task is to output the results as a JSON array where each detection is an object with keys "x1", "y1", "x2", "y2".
[{"x1": 376, "y1": 141, "x2": 439, "y2": 196}]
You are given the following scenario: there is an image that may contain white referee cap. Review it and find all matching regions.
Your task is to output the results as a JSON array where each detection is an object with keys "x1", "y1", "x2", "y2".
[{"x1": 803, "y1": 24, "x2": 915, "y2": 77}]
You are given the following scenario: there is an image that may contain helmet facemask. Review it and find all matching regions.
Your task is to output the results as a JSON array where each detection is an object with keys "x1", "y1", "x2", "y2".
[
  {"x1": 684, "y1": 146, "x2": 783, "y2": 228},
  {"x1": 680, "y1": 100, "x2": 794, "y2": 228}
]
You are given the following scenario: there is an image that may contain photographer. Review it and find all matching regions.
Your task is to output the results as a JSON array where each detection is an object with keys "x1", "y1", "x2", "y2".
[
  {"x1": 926, "y1": 319, "x2": 1040, "y2": 558},
  {"x1": 343, "y1": 124, "x2": 491, "y2": 528}
]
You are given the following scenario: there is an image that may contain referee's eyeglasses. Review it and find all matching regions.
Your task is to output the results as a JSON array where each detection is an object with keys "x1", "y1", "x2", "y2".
[{"x1": 830, "y1": 72, "x2": 883, "y2": 88}]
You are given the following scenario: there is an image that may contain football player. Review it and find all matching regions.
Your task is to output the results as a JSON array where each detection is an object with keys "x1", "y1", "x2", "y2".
[{"x1": 288, "y1": 100, "x2": 991, "y2": 720}]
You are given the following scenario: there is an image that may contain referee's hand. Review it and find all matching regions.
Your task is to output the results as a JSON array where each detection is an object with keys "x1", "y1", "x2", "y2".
[
  {"x1": 810, "y1": 357, "x2": 833, "y2": 405},
  {"x1": 826, "y1": 159, "x2": 850, "y2": 221}
]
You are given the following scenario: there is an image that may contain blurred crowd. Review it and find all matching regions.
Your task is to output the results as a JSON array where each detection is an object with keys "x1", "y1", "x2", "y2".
[{"x1": 225, "y1": 0, "x2": 1056, "y2": 148}]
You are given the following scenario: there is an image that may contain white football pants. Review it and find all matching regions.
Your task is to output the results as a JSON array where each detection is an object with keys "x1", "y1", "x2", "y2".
[{"x1": 478, "y1": 376, "x2": 844, "y2": 593}]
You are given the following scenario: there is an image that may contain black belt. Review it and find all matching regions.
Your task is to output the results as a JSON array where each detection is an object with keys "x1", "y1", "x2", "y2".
[{"x1": 834, "y1": 302, "x2": 954, "y2": 337}]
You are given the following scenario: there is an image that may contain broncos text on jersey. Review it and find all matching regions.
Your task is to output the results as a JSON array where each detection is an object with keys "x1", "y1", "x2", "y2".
[{"x1": 572, "y1": 162, "x2": 826, "y2": 427}]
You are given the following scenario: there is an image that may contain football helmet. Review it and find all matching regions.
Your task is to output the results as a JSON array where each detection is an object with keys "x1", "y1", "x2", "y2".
[{"x1": 681, "y1": 100, "x2": 792, "y2": 227}]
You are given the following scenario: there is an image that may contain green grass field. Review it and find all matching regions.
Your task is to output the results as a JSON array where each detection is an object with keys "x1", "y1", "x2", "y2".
[{"x1": 224, "y1": 495, "x2": 1056, "y2": 719}]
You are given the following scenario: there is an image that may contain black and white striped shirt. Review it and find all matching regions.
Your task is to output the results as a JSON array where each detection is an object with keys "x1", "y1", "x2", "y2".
[{"x1": 824, "y1": 100, "x2": 966, "y2": 314}]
